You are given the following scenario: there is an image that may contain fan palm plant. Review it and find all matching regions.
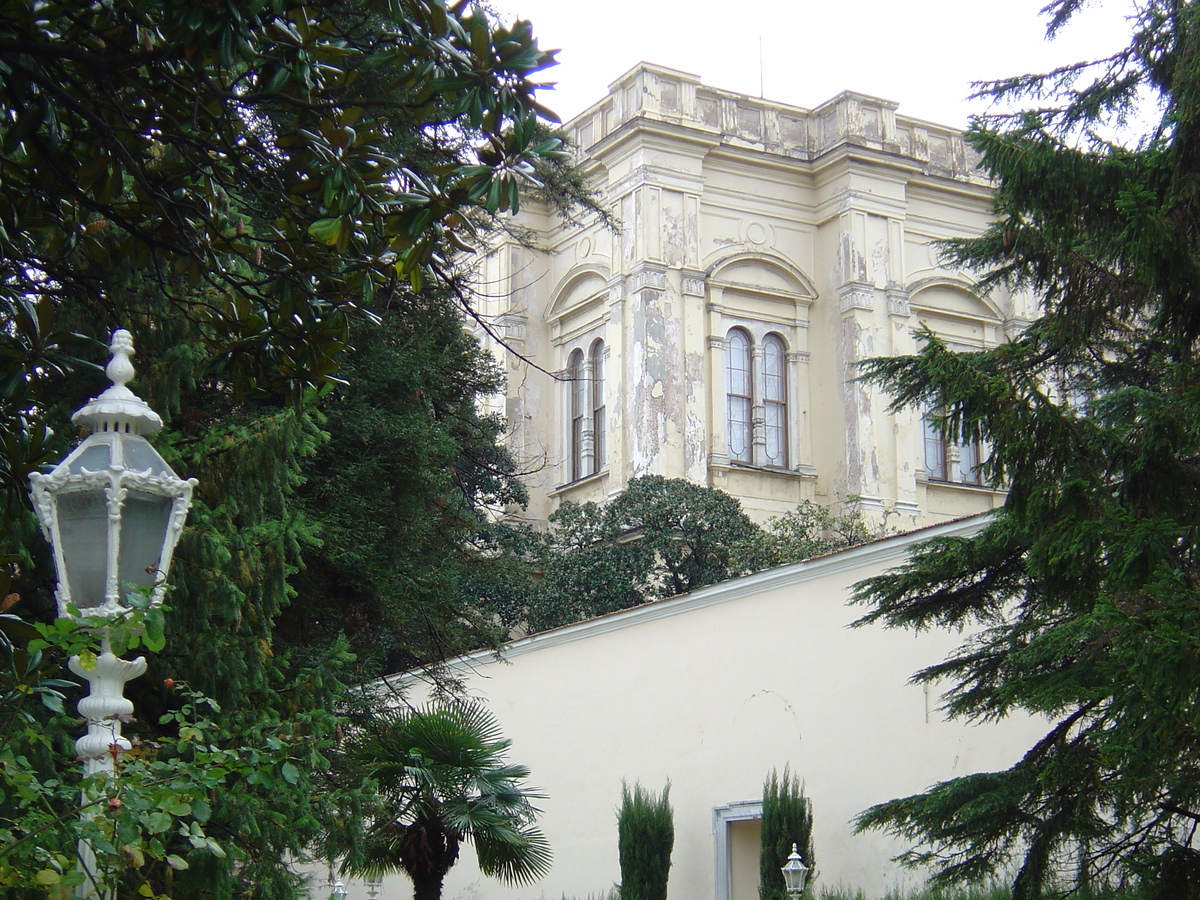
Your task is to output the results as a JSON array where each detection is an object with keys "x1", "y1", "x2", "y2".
[{"x1": 335, "y1": 701, "x2": 551, "y2": 900}]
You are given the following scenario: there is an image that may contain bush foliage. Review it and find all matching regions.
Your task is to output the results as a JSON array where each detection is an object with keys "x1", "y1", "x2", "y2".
[
  {"x1": 761, "y1": 768, "x2": 816, "y2": 900},
  {"x1": 618, "y1": 782, "x2": 674, "y2": 900}
]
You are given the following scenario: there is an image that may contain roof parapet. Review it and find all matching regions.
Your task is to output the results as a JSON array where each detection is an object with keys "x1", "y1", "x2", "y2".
[{"x1": 564, "y1": 62, "x2": 984, "y2": 181}]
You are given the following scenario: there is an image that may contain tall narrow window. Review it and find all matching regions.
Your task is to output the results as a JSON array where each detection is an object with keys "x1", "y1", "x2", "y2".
[
  {"x1": 726, "y1": 329, "x2": 752, "y2": 463},
  {"x1": 590, "y1": 340, "x2": 606, "y2": 471},
  {"x1": 762, "y1": 334, "x2": 787, "y2": 467},
  {"x1": 569, "y1": 349, "x2": 586, "y2": 481},
  {"x1": 957, "y1": 439, "x2": 982, "y2": 484},
  {"x1": 566, "y1": 341, "x2": 605, "y2": 483},
  {"x1": 921, "y1": 411, "x2": 946, "y2": 480}
]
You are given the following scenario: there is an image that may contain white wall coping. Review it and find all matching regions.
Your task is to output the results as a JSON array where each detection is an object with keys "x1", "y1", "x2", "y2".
[{"x1": 379, "y1": 513, "x2": 991, "y2": 687}]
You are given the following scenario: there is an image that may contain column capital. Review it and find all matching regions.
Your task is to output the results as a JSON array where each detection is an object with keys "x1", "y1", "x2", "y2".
[{"x1": 837, "y1": 281, "x2": 875, "y2": 313}]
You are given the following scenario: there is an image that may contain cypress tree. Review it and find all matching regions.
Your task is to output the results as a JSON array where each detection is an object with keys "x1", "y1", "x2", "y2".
[
  {"x1": 618, "y1": 782, "x2": 674, "y2": 900},
  {"x1": 853, "y1": 2, "x2": 1200, "y2": 897},
  {"x1": 759, "y1": 768, "x2": 815, "y2": 900}
]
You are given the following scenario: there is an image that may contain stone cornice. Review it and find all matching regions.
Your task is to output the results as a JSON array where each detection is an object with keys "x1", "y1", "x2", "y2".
[{"x1": 568, "y1": 63, "x2": 987, "y2": 187}]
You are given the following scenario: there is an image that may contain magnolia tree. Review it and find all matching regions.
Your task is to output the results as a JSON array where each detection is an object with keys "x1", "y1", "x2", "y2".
[{"x1": 0, "y1": 1, "x2": 571, "y2": 896}]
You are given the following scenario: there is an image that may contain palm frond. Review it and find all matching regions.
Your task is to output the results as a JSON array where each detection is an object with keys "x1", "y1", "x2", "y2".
[{"x1": 333, "y1": 700, "x2": 551, "y2": 892}]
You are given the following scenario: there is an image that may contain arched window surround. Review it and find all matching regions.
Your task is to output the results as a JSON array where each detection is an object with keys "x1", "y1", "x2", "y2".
[
  {"x1": 705, "y1": 253, "x2": 815, "y2": 478},
  {"x1": 909, "y1": 282, "x2": 1001, "y2": 488},
  {"x1": 721, "y1": 327, "x2": 793, "y2": 470}
]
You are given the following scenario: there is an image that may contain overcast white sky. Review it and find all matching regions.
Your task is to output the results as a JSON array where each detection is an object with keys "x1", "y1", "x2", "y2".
[{"x1": 493, "y1": 0, "x2": 1137, "y2": 129}]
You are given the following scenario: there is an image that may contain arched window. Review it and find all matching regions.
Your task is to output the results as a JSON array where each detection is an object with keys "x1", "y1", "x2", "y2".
[
  {"x1": 590, "y1": 340, "x2": 606, "y2": 471},
  {"x1": 569, "y1": 349, "x2": 587, "y2": 481},
  {"x1": 566, "y1": 340, "x2": 606, "y2": 482},
  {"x1": 762, "y1": 334, "x2": 787, "y2": 467},
  {"x1": 726, "y1": 329, "x2": 752, "y2": 463}
]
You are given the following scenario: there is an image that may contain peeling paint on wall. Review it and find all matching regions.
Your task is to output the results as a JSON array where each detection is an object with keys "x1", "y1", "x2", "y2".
[
  {"x1": 629, "y1": 295, "x2": 669, "y2": 477},
  {"x1": 621, "y1": 193, "x2": 637, "y2": 263},
  {"x1": 867, "y1": 213, "x2": 891, "y2": 287},
  {"x1": 837, "y1": 230, "x2": 868, "y2": 285},
  {"x1": 839, "y1": 315, "x2": 874, "y2": 496},
  {"x1": 663, "y1": 308, "x2": 686, "y2": 468},
  {"x1": 684, "y1": 350, "x2": 707, "y2": 477},
  {"x1": 662, "y1": 197, "x2": 686, "y2": 268}
]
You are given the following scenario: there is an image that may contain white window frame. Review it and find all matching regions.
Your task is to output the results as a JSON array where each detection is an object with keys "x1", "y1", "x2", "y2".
[
  {"x1": 722, "y1": 327, "x2": 793, "y2": 470},
  {"x1": 921, "y1": 406, "x2": 984, "y2": 486},
  {"x1": 591, "y1": 339, "x2": 606, "y2": 472},
  {"x1": 762, "y1": 334, "x2": 788, "y2": 467},
  {"x1": 565, "y1": 337, "x2": 606, "y2": 483},
  {"x1": 726, "y1": 328, "x2": 753, "y2": 463}
]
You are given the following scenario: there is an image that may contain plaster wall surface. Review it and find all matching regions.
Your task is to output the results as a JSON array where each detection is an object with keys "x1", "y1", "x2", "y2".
[
  {"x1": 349, "y1": 517, "x2": 1046, "y2": 900},
  {"x1": 327, "y1": 64, "x2": 1052, "y2": 900}
]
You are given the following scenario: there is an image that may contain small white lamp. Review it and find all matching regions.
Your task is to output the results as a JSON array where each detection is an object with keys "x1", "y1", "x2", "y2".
[
  {"x1": 781, "y1": 843, "x2": 810, "y2": 897},
  {"x1": 29, "y1": 329, "x2": 196, "y2": 620}
]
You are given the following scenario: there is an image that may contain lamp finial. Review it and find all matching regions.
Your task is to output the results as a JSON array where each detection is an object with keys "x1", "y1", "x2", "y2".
[
  {"x1": 105, "y1": 329, "x2": 136, "y2": 391},
  {"x1": 72, "y1": 329, "x2": 163, "y2": 435}
]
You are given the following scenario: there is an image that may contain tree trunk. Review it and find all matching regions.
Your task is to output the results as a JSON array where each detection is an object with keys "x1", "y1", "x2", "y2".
[
  {"x1": 410, "y1": 869, "x2": 447, "y2": 900},
  {"x1": 399, "y1": 820, "x2": 459, "y2": 900}
]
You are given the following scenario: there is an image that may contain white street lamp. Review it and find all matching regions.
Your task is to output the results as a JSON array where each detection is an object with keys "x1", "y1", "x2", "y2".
[
  {"x1": 325, "y1": 865, "x2": 350, "y2": 900},
  {"x1": 781, "y1": 843, "x2": 810, "y2": 898},
  {"x1": 30, "y1": 329, "x2": 196, "y2": 624},
  {"x1": 28, "y1": 329, "x2": 196, "y2": 894}
]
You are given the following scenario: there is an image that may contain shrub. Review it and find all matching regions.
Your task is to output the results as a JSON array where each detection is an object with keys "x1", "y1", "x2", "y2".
[
  {"x1": 767, "y1": 498, "x2": 872, "y2": 564},
  {"x1": 618, "y1": 781, "x2": 674, "y2": 900},
  {"x1": 760, "y1": 767, "x2": 816, "y2": 900}
]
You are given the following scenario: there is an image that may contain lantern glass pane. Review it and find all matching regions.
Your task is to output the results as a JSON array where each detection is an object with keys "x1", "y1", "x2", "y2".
[
  {"x1": 118, "y1": 492, "x2": 173, "y2": 595},
  {"x1": 57, "y1": 490, "x2": 110, "y2": 610},
  {"x1": 68, "y1": 443, "x2": 110, "y2": 475},
  {"x1": 120, "y1": 435, "x2": 174, "y2": 477}
]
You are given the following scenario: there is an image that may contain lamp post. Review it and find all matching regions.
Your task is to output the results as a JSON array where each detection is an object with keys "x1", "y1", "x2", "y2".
[
  {"x1": 29, "y1": 330, "x2": 196, "y2": 896},
  {"x1": 781, "y1": 843, "x2": 810, "y2": 899}
]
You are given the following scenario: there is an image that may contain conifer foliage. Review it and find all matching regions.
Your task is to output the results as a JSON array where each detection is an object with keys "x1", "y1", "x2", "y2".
[
  {"x1": 289, "y1": 285, "x2": 530, "y2": 672},
  {"x1": 759, "y1": 768, "x2": 814, "y2": 900},
  {"x1": 853, "y1": 2, "x2": 1200, "y2": 897},
  {"x1": 617, "y1": 782, "x2": 674, "y2": 900}
]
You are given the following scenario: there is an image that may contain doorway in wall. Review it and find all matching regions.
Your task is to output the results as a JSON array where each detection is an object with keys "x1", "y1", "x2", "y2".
[{"x1": 713, "y1": 801, "x2": 763, "y2": 900}]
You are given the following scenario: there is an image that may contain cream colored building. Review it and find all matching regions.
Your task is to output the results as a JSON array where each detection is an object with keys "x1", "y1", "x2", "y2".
[
  {"x1": 345, "y1": 517, "x2": 1044, "y2": 900},
  {"x1": 473, "y1": 62, "x2": 1034, "y2": 529},
  {"x1": 317, "y1": 68, "x2": 1046, "y2": 900}
]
